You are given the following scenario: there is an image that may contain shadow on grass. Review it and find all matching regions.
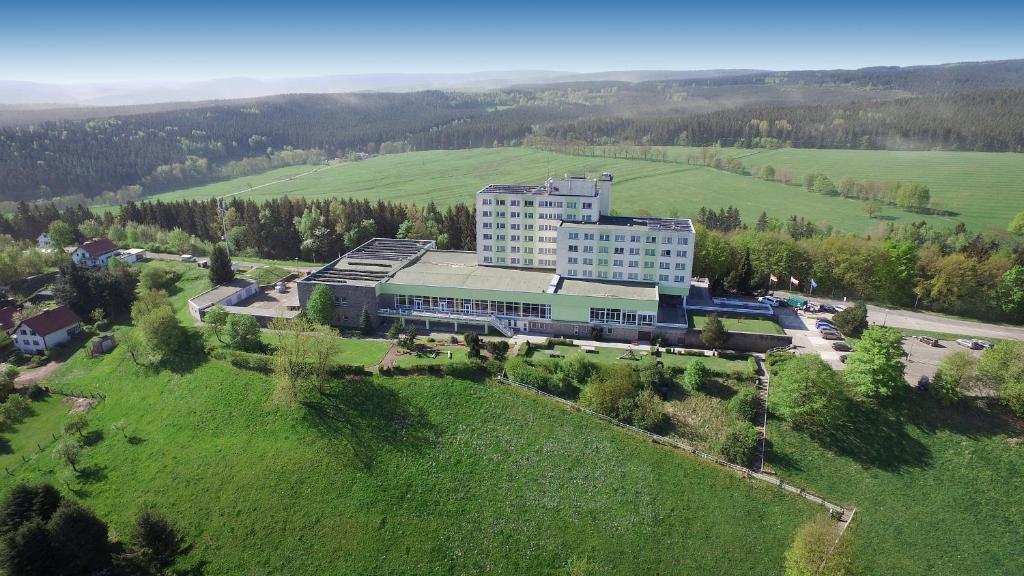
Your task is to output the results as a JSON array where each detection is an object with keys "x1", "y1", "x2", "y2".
[
  {"x1": 900, "y1": 393, "x2": 1023, "y2": 439},
  {"x1": 77, "y1": 463, "x2": 108, "y2": 484},
  {"x1": 301, "y1": 378, "x2": 437, "y2": 470},
  {"x1": 82, "y1": 429, "x2": 104, "y2": 447},
  {"x1": 700, "y1": 377, "x2": 739, "y2": 401},
  {"x1": 126, "y1": 435, "x2": 145, "y2": 445},
  {"x1": 805, "y1": 397, "x2": 932, "y2": 472}
]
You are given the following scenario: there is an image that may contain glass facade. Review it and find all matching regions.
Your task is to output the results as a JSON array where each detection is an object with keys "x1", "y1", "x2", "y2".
[
  {"x1": 589, "y1": 307, "x2": 656, "y2": 326},
  {"x1": 395, "y1": 294, "x2": 551, "y2": 319}
]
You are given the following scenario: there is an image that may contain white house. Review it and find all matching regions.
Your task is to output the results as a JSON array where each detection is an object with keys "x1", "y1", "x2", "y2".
[
  {"x1": 12, "y1": 306, "x2": 82, "y2": 354},
  {"x1": 70, "y1": 239, "x2": 120, "y2": 268},
  {"x1": 37, "y1": 232, "x2": 51, "y2": 249}
]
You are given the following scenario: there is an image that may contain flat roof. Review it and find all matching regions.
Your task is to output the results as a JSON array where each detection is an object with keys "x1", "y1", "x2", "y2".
[
  {"x1": 561, "y1": 215, "x2": 694, "y2": 233},
  {"x1": 303, "y1": 238, "x2": 434, "y2": 287},
  {"x1": 385, "y1": 251, "x2": 657, "y2": 301},
  {"x1": 189, "y1": 278, "x2": 255, "y2": 308},
  {"x1": 386, "y1": 251, "x2": 555, "y2": 293},
  {"x1": 558, "y1": 278, "x2": 658, "y2": 300}
]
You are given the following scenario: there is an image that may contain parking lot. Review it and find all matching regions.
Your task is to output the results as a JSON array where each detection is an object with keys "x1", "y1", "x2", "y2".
[{"x1": 776, "y1": 306, "x2": 986, "y2": 385}]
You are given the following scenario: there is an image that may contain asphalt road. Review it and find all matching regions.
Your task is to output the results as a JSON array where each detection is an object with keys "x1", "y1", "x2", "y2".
[{"x1": 774, "y1": 290, "x2": 1024, "y2": 341}]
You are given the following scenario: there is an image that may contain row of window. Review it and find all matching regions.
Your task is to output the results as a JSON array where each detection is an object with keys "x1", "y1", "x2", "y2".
[
  {"x1": 566, "y1": 269, "x2": 686, "y2": 283},
  {"x1": 395, "y1": 295, "x2": 552, "y2": 319},
  {"x1": 589, "y1": 308, "x2": 656, "y2": 326}
]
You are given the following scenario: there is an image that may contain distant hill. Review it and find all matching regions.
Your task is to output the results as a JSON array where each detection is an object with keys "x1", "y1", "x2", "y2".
[{"x1": 1, "y1": 59, "x2": 1022, "y2": 203}]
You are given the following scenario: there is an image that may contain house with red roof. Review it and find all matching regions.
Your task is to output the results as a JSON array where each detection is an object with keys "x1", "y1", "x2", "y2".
[
  {"x1": 12, "y1": 306, "x2": 82, "y2": 354},
  {"x1": 70, "y1": 238, "x2": 120, "y2": 268}
]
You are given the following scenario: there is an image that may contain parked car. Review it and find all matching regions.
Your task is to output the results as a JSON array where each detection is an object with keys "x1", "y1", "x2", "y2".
[
  {"x1": 832, "y1": 305, "x2": 847, "y2": 312},
  {"x1": 956, "y1": 338, "x2": 981, "y2": 350},
  {"x1": 917, "y1": 335, "x2": 939, "y2": 347},
  {"x1": 821, "y1": 331, "x2": 844, "y2": 340},
  {"x1": 831, "y1": 341, "x2": 853, "y2": 352},
  {"x1": 818, "y1": 304, "x2": 838, "y2": 314},
  {"x1": 971, "y1": 339, "x2": 993, "y2": 349},
  {"x1": 758, "y1": 296, "x2": 782, "y2": 306},
  {"x1": 180, "y1": 254, "x2": 196, "y2": 262},
  {"x1": 916, "y1": 375, "x2": 930, "y2": 392},
  {"x1": 816, "y1": 320, "x2": 837, "y2": 329},
  {"x1": 818, "y1": 325, "x2": 840, "y2": 334}
]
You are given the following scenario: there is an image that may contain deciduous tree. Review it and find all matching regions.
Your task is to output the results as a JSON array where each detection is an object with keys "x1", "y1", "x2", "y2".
[
  {"x1": 306, "y1": 284, "x2": 334, "y2": 326},
  {"x1": 844, "y1": 327, "x2": 906, "y2": 398}
]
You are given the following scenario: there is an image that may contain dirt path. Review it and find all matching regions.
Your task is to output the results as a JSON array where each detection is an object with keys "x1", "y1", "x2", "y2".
[{"x1": 13, "y1": 361, "x2": 61, "y2": 387}]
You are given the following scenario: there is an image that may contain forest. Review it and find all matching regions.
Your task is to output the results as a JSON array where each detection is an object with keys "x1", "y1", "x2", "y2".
[{"x1": 2, "y1": 60, "x2": 1024, "y2": 202}]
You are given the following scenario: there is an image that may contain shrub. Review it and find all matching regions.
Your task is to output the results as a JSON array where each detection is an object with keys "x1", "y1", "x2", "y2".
[
  {"x1": 579, "y1": 364, "x2": 640, "y2": 419},
  {"x1": 441, "y1": 362, "x2": 487, "y2": 380},
  {"x1": 225, "y1": 314, "x2": 262, "y2": 352},
  {"x1": 636, "y1": 356, "x2": 667, "y2": 391},
  {"x1": 0, "y1": 395, "x2": 32, "y2": 424},
  {"x1": 485, "y1": 340, "x2": 510, "y2": 361},
  {"x1": 771, "y1": 355, "x2": 844, "y2": 430},
  {"x1": 624, "y1": 389, "x2": 669, "y2": 432},
  {"x1": 766, "y1": 351, "x2": 795, "y2": 367},
  {"x1": 139, "y1": 266, "x2": 181, "y2": 291},
  {"x1": 449, "y1": 335, "x2": 459, "y2": 344},
  {"x1": 784, "y1": 516, "x2": 854, "y2": 576},
  {"x1": 683, "y1": 360, "x2": 709, "y2": 392},
  {"x1": 728, "y1": 387, "x2": 759, "y2": 423},
  {"x1": 717, "y1": 422, "x2": 758, "y2": 465},
  {"x1": 505, "y1": 358, "x2": 554, "y2": 391},
  {"x1": 588, "y1": 326, "x2": 602, "y2": 341},
  {"x1": 226, "y1": 351, "x2": 273, "y2": 373},
  {"x1": 932, "y1": 350, "x2": 976, "y2": 404}
]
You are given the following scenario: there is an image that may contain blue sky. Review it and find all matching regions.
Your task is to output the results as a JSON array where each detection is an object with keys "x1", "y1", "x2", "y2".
[{"x1": 2, "y1": 0, "x2": 1022, "y2": 82}]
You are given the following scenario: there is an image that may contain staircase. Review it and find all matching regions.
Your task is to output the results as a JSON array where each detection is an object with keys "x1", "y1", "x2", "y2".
[{"x1": 489, "y1": 316, "x2": 514, "y2": 337}]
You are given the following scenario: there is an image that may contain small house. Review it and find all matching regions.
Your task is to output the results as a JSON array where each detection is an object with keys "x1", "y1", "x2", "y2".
[
  {"x1": 12, "y1": 305, "x2": 82, "y2": 354},
  {"x1": 70, "y1": 239, "x2": 120, "y2": 269},
  {"x1": 37, "y1": 232, "x2": 51, "y2": 249}
]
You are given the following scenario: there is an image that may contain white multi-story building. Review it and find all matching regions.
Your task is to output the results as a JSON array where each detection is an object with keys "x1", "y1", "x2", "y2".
[{"x1": 475, "y1": 173, "x2": 694, "y2": 296}]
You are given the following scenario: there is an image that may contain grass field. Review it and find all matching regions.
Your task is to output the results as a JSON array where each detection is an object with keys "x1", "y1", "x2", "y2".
[
  {"x1": 142, "y1": 147, "x2": 1024, "y2": 235},
  {"x1": 0, "y1": 343, "x2": 821, "y2": 574},
  {"x1": 689, "y1": 311, "x2": 785, "y2": 335},
  {"x1": 767, "y1": 392, "x2": 1024, "y2": 575},
  {"x1": 243, "y1": 265, "x2": 291, "y2": 285}
]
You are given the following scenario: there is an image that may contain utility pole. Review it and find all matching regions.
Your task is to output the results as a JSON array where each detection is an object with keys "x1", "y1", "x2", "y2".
[{"x1": 218, "y1": 197, "x2": 230, "y2": 257}]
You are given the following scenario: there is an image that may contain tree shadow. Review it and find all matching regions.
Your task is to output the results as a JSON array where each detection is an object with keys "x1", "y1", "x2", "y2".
[
  {"x1": 77, "y1": 464, "x2": 108, "y2": 484},
  {"x1": 159, "y1": 335, "x2": 208, "y2": 375},
  {"x1": 0, "y1": 437, "x2": 11, "y2": 455},
  {"x1": 899, "y1": 394, "x2": 1022, "y2": 439},
  {"x1": 807, "y1": 398, "x2": 932, "y2": 472},
  {"x1": 81, "y1": 429, "x2": 104, "y2": 447},
  {"x1": 126, "y1": 435, "x2": 145, "y2": 445},
  {"x1": 764, "y1": 438, "x2": 803, "y2": 473},
  {"x1": 700, "y1": 377, "x2": 738, "y2": 401},
  {"x1": 174, "y1": 559, "x2": 208, "y2": 576},
  {"x1": 300, "y1": 378, "x2": 437, "y2": 470}
]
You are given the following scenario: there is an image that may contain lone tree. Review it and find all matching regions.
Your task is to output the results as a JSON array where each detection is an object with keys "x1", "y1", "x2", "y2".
[
  {"x1": 387, "y1": 322, "x2": 402, "y2": 342},
  {"x1": 844, "y1": 326, "x2": 906, "y2": 399},
  {"x1": 131, "y1": 510, "x2": 182, "y2": 573},
  {"x1": 700, "y1": 313, "x2": 728, "y2": 354},
  {"x1": 203, "y1": 305, "x2": 229, "y2": 343},
  {"x1": 52, "y1": 441, "x2": 81, "y2": 473},
  {"x1": 770, "y1": 355, "x2": 844, "y2": 431},
  {"x1": 63, "y1": 415, "x2": 88, "y2": 438},
  {"x1": 306, "y1": 284, "x2": 334, "y2": 326},
  {"x1": 208, "y1": 244, "x2": 234, "y2": 285}
]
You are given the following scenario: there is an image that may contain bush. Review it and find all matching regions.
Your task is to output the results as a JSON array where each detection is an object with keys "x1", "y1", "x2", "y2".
[
  {"x1": 717, "y1": 422, "x2": 759, "y2": 465},
  {"x1": 139, "y1": 266, "x2": 181, "y2": 291},
  {"x1": 579, "y1": 364, "x2": 639, "y2": 419},
  {"x1": 771, "y1": 355, "x2": 845, "y2": 430},
  {"x1": 623, "y1": 389, "x2": 669, "y2": 432},
  {"x1": 505, "y1": 358, "x2": 554, "y2": 391},
  {"x1": 552, "y1": 354, "x2": 597, "y2": 394},
  {"x1": 545, "y1": 337, "x2": 574, "y2": 347},
  {"x1": 727, "y1": 387, "x2": 759, "y2": 423},
  {"x1": 441, "y1": 362, "x2": 488, "y2": 380},
  {"x1": 766, "y1": 351, "x2": 795, "y2": 367},
  {"x1": 0, "y1": 395, "x2": 32, "y2": 424},
  {"x1": 784, "y1": 516, "x2": 854, "y2": 576},
  {"x1": 748, "y1": 356, "x2": 760, "y2": 377},
  {"x1": 226, "y1": 351, "x2": 273, "y2": 373},
  {"x1": 683, "y1": 360, "x2": 709, "y2": 392}
]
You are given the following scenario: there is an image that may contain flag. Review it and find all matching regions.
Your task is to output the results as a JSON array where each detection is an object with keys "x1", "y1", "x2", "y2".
[
  {"x1": 770, "y1": 273, "x2": 778, "y2": 282},
  {"x1": 810, "y1": 279, "x2": 818, "y2": 289},
  {"x1": 790, "y1": 276, "x2": 800, "y2": 286}
]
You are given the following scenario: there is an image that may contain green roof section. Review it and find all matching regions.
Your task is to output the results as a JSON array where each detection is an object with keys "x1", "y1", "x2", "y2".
[
  {"x1": 385, "y1": 251, "x2": 555, "y2": 293},
  {"x1": 558, "y1": 278, "x2": 658, "y2": 301}
]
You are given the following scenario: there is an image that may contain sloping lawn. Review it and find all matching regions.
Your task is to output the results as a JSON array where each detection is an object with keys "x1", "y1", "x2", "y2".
[
  {"x1": 689, "y1": 311, "x2": 784, "y2": 335},
  {"x1": 0, "y1": 394, "x2": 72, "y2": 475},
  {"x1": 767, "y1": 394, "x2": 1024, "y2": 575},
  {"x1": 0, "y1": 343, "x2": 822, "y2": 575}
]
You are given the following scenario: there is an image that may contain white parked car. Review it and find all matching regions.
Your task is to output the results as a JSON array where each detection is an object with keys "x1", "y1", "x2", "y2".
[
  {"x1": 956, "y1": 338, "x2": 981, "y2": 350},
  {"x1": 180, "y1": 254, "x2": 196, "y2": 262},
  {"x1": 971, "y1": 339, "x2": 993, "y2": 349},
  {"x1": 758, "y1": 296, "x2": 782, "y2": 306}
]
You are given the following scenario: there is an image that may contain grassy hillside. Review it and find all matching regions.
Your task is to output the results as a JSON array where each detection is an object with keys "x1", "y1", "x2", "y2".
[
  {"x1": 1, "y1": 347, "x2": 819, "y2": 574},
  {"x1": 767, "y1": 395, "x2": 1024, "y2": 576},
  {"x1": 141, "y1": 147, "x2": 1024, "y2": 235}
]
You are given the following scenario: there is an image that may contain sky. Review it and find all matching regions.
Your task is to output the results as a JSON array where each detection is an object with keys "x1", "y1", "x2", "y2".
[{"x1": 2, "y1": 0, "x2": 1023, "y2": 83}]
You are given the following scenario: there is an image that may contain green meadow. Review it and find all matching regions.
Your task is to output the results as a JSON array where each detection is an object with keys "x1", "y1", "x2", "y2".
[{"x1": 141, "y1": 147, "x2": 1024, "y2": 235}]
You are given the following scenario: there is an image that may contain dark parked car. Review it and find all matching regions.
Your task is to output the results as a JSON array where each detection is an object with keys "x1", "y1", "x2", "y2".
[
  {"x1": 821, "y1": 331, "x2": 844, "y2": 340},
  {"x1": 831, "y1": 341, "x2": 853, "y2": 352},
  {"x1": 916, "y1": 375, "x2": 930, "y2": 391}
]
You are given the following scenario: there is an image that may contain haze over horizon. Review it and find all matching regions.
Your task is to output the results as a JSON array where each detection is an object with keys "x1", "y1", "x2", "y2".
[{"x1": 3, "y1": 0, "x2": 1023, "y2": 85}]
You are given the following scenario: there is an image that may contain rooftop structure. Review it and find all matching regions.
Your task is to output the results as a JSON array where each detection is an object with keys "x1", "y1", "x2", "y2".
[
  {"x1": 560, "y1": 215, "x2": 695, "y2": 233},
  {"x1": 303, "y1": 238, "x2": 434, "y2": 287}
]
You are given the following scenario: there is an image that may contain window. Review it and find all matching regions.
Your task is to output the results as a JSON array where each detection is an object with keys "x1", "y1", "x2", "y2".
[
  {"x1": 524, "y1": 212, "x2": 534, "y2": 219},
  {"x1": 568, "y1": 232, "x2": 579, "y2": 240},
  {"x1": 642, "y1": 273, "x2": 654, "y2": 281},
  {"x1": 496, "y1": 222, "x2": 506, "y2": 229},
  {"x1": 524, "y1": 259, "x2": 534, "y2": 265},
  {"x1": 566, "y1": 202, "x2": 577, "y2": 209},
  {"x1": 627, "y1": 272, "x2": 639, "y2": 280},
  {"x1": 497, "y1": 257, "x2": 506, "y2": 263},
  {"x1": 630, "y1": 235, "x2": 641, "y2": 243},
  {"x1": 629, "y1": 248, "x2": 640, "y2": 256},
  {"x1": 496, "y1": 234, "x2": 505, "y2": 241},
  {"x1": 524, "y1": 247, "x2": 534, "y2": 253},
  {"x1": 599, "y1": 246, "x2": 609, "y2": 253},
  {"x1": 682, "y1": 237, "x2": 689, "y2": 245},
  {"x1": 510, "y1": 235, "x2": 519, "y2": 241},
  {"x1": 646, "y1": 236, "x2": 657, "y2": 244},
  {"x1": 659, "y1": 262, "x2": 670, "y2": 269},
  {"x1": 628, "y1": 260, "x2": 639, "y2": 268},
  {"x1": 524, "y1": 235, "x2": 534, "y2": 242},
  {"x1": 598, "y1": 258, "x2": 608, "y2": 266},
  {"x1": 510, "y1": 212, "x2": 520, "y2": 218},
  {"x1": 511, "y1": 246, "x2": 520, "y2": 253},
  {"x1": 645, "y1": 248, "x2": 656, "y2": 256},
  {"x1": 674, "y1": 275, "x2": 685, "y2": 282},
  {"x1": 510, "y1": 200, "x2": 520, "y2": 206},
  {"x1": 582, "y1": 258, "x2": 593, "y2": 265},
  {"x1": 644, "y1": 261, "x2": 655, "y2": 269},
  {"x1": 496, "y1": 211, "x2": 506, "y2": 218},
  {"x1": 675, "y1": 263, "x2": 687, "y2": 271},
  {"x1": 568, "y1": 245, "x2": 579, "y2": 252},
  {"x1": 661, "y1": 250, "x2": 672, "y2": 257},
  {"x1": 568, "y1": 257, "x2": 578, "y2": 264},
  {"x1": 583, "y1": 202, "x2": 593, "y2": 209},
  {"x1": 510, "y1": 257, "x2": 520, "y2": 264},
  {"x1": 599, "y1": 233, "x2": 610, "y2": 241},
  {"x1": 567, "y1": 269, "x2": 578, "y2": 277},
  {"x1": 482, "y1": 210, "x2": 492, "y2": 217},
  {"x1": 662, "y1": 236, "x2": 673, "y2": 244},
  {"x1": 583, "y1": 246, "x2": 594, "y2": 253},
  {"x1": 496, "y1": 199, "x2": 506, "y2": 206},
  {"x1": 482, "y1": 222, "x2": 492, "y2": 229},
  {"x1": 675, "y1": 250, "x2": 688, "y2": 258},
  {"x1": 524, "y1": 200, "x2": 534, "y2": 207},
  {"x1": 613, "y1": 259, "x2": 624, "y2": 267},
  {"x1": 583, "y1": 233, "x2": 594, "y2": 240},
  {"x1": 482, "y1": 245, "x2": 492, "y2": 252},
  {"x1": 659, "y1": 274, "x2": 669, "y2": 281},
  {"x1": 597, "y1": 270, "x2": 609, "y2": 279},
  {"x1": 614, "y1": 234, "x2": 626, "y2": 242},
  {"x1": 613, "y1": 247, "x2": 624, "y2": 255},
  {"x1": 482, "y1": 233, "x2": 492, "y2": 240},
  {"x1": 483, "y1": 256, "x2": 493, "y2": 263},
  {"x1": 496, "y1": 246, "x2": 506, "y2": 252},
  {"x1": 481, "y1": 198, "x2": 492, "y2": 206},
  {"x1": 582, "y1": 270, "x2": 593, "y2": 278},
  {"x1": 612, "y1": 271, "x2": 624, "y2": 280}
]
